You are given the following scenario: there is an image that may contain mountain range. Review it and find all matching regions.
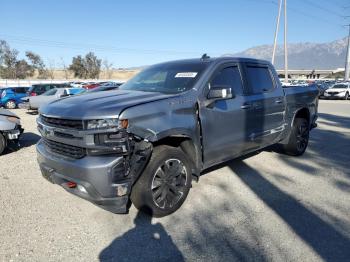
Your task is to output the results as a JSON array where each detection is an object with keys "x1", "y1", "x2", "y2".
[{"x1": 232, "y1": 37, "x2": 348, "y2": 70}]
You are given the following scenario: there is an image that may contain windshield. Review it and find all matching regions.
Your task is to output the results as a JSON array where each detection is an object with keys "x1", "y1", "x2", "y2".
[
  {"x1": 42, "y1": 88, "x2": 58, "y2": 96},
  {"x1": 332, "y1": 84, "x2": 347, "y2": 89},
  {"x1": 120, "y1": 62, "x2": 207, "y2": 94}
]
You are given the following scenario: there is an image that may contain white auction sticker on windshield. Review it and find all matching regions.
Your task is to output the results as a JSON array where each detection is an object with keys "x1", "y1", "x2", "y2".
[{"x1": 175, "y1": 72, "x2": 198, "y2": 78}]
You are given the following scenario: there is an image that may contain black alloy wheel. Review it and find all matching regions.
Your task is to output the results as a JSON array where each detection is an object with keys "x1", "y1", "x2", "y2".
[
  {"x1": 151, "y1": 158, "x2": 188, "y2": 209},
  {"x1": 131, "y1": 145, "x2": 192, "y2": 217},
  {"x1": 296, "y1": 120, "x2": 309, "y2": 153}
]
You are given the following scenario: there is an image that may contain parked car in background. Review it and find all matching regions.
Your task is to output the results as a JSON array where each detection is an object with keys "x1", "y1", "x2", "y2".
[
  {"x1": 23, "y1": 87, "x2": 84, "y2": 110},
  {"x1": 0, "y1": 108, "x2": 23, "y2": 155},
  {"x1": 26, "y1": 83, "x2": 70, "y2": 97},
  {"x1": 83, "y1": 82, "x2": 101, "y2": 90},
  {"x1": 100, "y1": 81, "x2": 123, "y2": 87},
  {"x1": 323, "y1": 83, "x2": 350, "y2": 100},
  {"x1": 0, "y1": 87, "x2": 30, "y2": 109},
  {"x1": 70, "y1": 82, "x2": 84, "y2": 88},
  {"x1": 317, "y1": 82, "x2": 334, "y2": 98}
]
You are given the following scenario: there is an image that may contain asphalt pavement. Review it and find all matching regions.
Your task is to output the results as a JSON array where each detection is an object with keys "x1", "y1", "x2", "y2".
[{"x1": 0, "y1": 100, "x2": 349, "y2": 261}]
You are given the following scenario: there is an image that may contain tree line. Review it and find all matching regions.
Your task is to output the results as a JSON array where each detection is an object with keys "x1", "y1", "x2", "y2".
[{"x1": 0, "y1": 39, "x2": 106, "y2": 79}]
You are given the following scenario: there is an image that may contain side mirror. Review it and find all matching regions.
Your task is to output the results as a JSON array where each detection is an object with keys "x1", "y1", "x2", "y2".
[{"x1": 207, "y1": 85, "x2": 234, "y2": 100}]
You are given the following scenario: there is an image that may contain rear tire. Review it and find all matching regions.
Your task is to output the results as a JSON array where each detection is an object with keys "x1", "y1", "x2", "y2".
[
  {"x1": 281, "y1": 118, "x2": 309, "y2": 156},
  {"x1": 131, "y1": 145, "x2": 192, "y2": 217},
  {"x1": 5, "y1": 100, "x2": 16, "y2": 109},
  {"x1": 0, "y1": 133, "x2": 6, "y2": 155}
]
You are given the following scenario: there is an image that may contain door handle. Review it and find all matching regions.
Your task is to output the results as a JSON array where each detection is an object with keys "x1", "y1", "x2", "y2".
[
  {"x1": 254, "y1": 104, "x2": 263, "y2": 110},
  {"x1": 241, "y1": 103, "x2": 252, "y2": 109},
  {"x1": 275, "y1": 98, "x2": 283, "y2": 104}
]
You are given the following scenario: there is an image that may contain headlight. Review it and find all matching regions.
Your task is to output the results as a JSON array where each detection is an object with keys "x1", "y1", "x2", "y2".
[{"x1": 86, "y1": 119, "x2": 118, "y2": 130}]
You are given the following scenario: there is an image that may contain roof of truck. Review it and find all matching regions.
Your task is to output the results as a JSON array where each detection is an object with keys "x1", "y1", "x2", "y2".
[{"x1": 155, "y1": 56, "x2": 271, "y2": 66}]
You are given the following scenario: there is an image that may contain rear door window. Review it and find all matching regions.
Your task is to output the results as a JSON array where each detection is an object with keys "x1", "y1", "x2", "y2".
[
  {"x1": 246, "y1": 66, "x2": 275, "y2": 94},
  {"x1": 34, "y1": 85, "x2": 46, "y2": 93},
  {"x1": 15, "y1": 87, "x2": 27, "y2": 94},
  {"x1": 45, "y1": 85, "x2": 53, "y2": 91}
]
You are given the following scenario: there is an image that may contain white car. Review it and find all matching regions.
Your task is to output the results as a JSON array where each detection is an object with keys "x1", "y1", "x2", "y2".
[
  {"x1": 323, "y1": 83, "x2": 350, "y2": 100},
  {"x1": 70, "y1": 82, "x2": 85, "y2": 88}
]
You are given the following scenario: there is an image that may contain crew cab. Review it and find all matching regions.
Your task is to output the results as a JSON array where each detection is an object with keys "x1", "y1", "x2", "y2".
[{"x1": 36, "y1": 57, "x2": 318, "y2": 217}]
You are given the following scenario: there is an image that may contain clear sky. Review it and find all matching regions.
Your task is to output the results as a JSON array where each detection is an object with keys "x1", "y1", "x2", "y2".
[{"x1": 1, "y1": 0, "x2": 349, "y2": 67}]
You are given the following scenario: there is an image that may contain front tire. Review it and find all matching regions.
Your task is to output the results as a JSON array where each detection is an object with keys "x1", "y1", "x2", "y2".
[
  {"x1": 0, "y1": 133, "x2": 6, "y2": 155},
  {"x1": 344, "y1": 92, "x2": 349, "y2": 100},
  {"x1": 281, "y1": 118, "x2": 309, "y2": 156},
  {"x1": 131, "y1": 145, "x2": 192, "y2": 217},
  {"x1": 5, "y1": 100, "x2": 16, "y2": 109}
]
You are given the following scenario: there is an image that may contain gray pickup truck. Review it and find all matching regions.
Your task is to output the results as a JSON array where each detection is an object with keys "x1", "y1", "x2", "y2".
[{"x1": 36, "y1": 57, "x2": 318, "y2": 217}]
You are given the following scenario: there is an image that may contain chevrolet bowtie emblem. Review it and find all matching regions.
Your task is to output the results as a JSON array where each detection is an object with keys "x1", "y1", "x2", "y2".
[{"x1": 43, "y1": 126, "x2": 54, "y2": 137}]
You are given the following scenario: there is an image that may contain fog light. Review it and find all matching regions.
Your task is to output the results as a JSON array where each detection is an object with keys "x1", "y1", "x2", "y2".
[
  {"x1": 115, "y1": 183, "x2": 129, "y2": 196},
  {"x1": 77, "y1": 184, "x2": 87, "y2": 194}
]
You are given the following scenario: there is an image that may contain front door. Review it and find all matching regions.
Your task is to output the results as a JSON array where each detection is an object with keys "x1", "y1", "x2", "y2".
[{"x1": 199, "y1": 64, "x2": 248, "y2": 168}]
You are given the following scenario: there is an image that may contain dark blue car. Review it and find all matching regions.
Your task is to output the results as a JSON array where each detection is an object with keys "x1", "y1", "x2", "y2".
[{"x1": 0, "y1": 87, "x2": 30, "y2": 109}]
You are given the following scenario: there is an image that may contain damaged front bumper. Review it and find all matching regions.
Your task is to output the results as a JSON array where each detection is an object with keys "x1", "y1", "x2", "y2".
[
  {"x1": 36, "y1": 115, "x2": 153, "y2": 214},
  {"x1": 37, "y1": 139, "x2": 131, "y2": 213},
  {"x1": 4, "y1": 125, "x2": 24, "y2": 140}
]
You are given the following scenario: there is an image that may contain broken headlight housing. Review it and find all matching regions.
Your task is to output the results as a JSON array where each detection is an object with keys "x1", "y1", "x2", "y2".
[
  {"x1": 86, "y1": 119, "x2": 119, "y2": 130},
  {"x1": 88, "y1": 130, "x2": 130, "y2": 156},
  {"x1": 86, "y1": 118, "x2": 130, "y2": 156}
]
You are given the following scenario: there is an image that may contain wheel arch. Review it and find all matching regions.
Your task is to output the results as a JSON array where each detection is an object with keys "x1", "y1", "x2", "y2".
[
  {"x1": 293, "y1": 107, "x2": 310, "y2": 125},
  {"x1": 153, "y1": 135, "x2": 202, "y2": 177},
  {"x1": 281, "y1": 107, "x2": 311, "y2": 145}
]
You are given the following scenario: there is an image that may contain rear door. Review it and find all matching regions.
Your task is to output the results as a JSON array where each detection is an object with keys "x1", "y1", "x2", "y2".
[
  {"x1": 200, "y1": 63, "x2": 249, "y2": 167},
  {"x1": 243, "y1": 63, "x2": 286, "y2": 146}
]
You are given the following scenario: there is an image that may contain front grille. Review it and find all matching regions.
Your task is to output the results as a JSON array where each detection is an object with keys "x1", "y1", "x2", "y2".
[
  {"x1": 41, "y1": 115, "x2": 83, "y2": 130},
  {"x1": 54, "y1": 131, "x2": 82, "y2": 140},
  {"x1": 43, "y1": 138, "x2": 86, "y2": 159},
  {"x1": 327, "y1": 92, "x2": 339, "y2": 95}
]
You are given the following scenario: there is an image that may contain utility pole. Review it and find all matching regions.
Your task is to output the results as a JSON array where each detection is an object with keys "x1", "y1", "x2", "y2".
[
  {"x1": 284, "y1": 0, "x2": 288, "y2": 84},
  {"x1": 272, "y1": 0, "x2": 283, "y2": 65},
  {"x1": 345, "y1": 24, "x2": 350, "y2": 81}
]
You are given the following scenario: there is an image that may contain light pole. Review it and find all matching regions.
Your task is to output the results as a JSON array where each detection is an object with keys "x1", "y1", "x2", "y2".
[
  {"x1": 272, "y1": 0, "x2": 283, "y2": 65},
  {"x1": 344, "y1": 24, "x2": 350, "y2": 81},
  {"x1": 284, "y1": 0, "x2": 288, "y2": 84}
]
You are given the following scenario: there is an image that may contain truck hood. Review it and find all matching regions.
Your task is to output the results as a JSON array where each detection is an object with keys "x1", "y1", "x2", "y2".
[
  {"x1": 0, "y1": 108, "x2": 20, "y2": 118},
  {"x1": 39, "y1": 90, "x2": 177, "y2": 119}
]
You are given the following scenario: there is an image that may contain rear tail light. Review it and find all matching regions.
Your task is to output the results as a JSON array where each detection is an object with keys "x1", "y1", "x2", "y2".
[{"x1": 30, "y1": 92, "x2": 37, "y2": 96}]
